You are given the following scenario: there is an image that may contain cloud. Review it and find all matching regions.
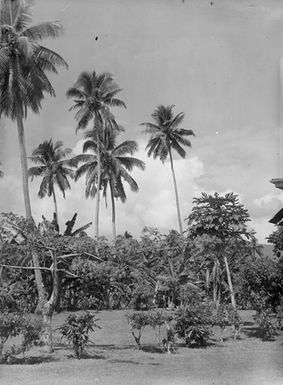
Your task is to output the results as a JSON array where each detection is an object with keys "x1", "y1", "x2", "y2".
[{"x1": 254, "y1": 192, "x2": 283, "y2": 207}]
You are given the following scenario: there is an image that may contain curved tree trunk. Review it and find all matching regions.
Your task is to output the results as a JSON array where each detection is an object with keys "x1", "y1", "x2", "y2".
[
  {"x1": 110, "y1": 180, "x2": 116, "y2": 240},
  {"x1": 168, "y1": 149, "x2": 183, "y2": 234},
  {"x1": 95, "y1": 130, "x2": 101, "y2": 239},
  {"x1": 16, "y1": 113, "x2": 46, "y2": 314}
]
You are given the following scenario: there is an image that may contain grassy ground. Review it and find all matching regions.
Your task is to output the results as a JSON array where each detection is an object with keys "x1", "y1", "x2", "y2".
[{"x1": 1, "y1": 310, "x2": 283, "y2": 385}]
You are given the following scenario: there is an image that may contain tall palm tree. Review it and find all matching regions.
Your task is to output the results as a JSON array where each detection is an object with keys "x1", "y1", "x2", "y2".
[
  {"x1": 69, "y1": 130, "x2": 145, "y2": 240},
  {"x1": 29, "y1": 139, "x2": 74, "y2": 231},
  {"x1": 142, "y1": 105, "x2": 194, "y2": 234},
  {"x1": 66, "y1": 71, "x2": 126, "y2": 238},
  {"x1": 0, "y1": 0, "x2": 67, "y2": 219},
  {"x1": 0, "y1": 0, "x2": 67, "y2": 313}
]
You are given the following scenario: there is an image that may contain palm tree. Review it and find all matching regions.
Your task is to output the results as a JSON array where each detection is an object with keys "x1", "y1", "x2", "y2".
[
  {"x1": 142, "y1": 105, "x2": 194, "y2": 234},
  {"x1": 66, "y1": 71, "x2": 126, "y2": 238},
  {"x1": 69, "y1": 129, "x2": 145, "y2": 240},
  {"x1": 0, "y1": 0, "x2": 67, "y2": 313},
  {"x1": 29, "y1": 139, "x2": 74, "y2": 231},
  {"x1": 0, "y1": 0, "x2": 67, "y2": 219}
]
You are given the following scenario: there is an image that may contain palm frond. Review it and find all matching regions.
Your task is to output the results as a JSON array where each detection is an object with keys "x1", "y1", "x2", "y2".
[{"x1": 22, "y1": 21, "x2": 63, "y2": 41}]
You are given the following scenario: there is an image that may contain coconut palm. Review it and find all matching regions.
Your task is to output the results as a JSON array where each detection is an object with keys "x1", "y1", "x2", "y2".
[
  {"x1": 66, "y1": 70, "x2": 126, "y2": 238},
  {"x1": 29, "y1": 139, "x2": 74, "y2": 231},
  {"x1": 69, "y1": 129, "x2": 145, "y2": 240},
  {"x1": 141, "y1": 105, "x2": 194, "y2": 234},
  {"x1": 0, "y1": 0, "x2": 67, "y2": 219}
]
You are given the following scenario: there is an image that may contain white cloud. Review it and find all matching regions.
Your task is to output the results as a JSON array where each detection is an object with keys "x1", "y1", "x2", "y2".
[{"x1": 254, "y1": 192, "x2": 283, "y2": 207}]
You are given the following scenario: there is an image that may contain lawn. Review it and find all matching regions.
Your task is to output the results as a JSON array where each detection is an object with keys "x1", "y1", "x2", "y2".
[{"x1": 1, "y1": 310, "x2": 283, "y2": 385}]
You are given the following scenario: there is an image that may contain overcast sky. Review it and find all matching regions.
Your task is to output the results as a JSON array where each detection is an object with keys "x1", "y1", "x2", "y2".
[{"x1": 1, "y1": 0, "x2": 283, "y2": 242}]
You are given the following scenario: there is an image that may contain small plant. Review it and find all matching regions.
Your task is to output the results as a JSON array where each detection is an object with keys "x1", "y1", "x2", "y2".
[
  {"x1": 255, "y1": 309, "x2": 279, "y2": 341},
  {"x1": 126, "y1": 312, "x2": 149, "y2": 350},
  {"x1": 130, "y1": 284, "x2": 153, "y2": 310},
  {"x1": 227, "y1": 306, "x2": 242, "y2": 340},
  {"x1": 147, "y1": 310, "x2": 175, "y2": 353},
  {"x1": 59, "y1": 312, "x2": 100, "y2": 358},
  {"x1": 174, "y1": 304, "x2": 212, "y2": 348},
  {"x1": 0, "y1": 312, "x2": 22, "y2": 362},
  {"x1": 212, "y1": 305, "x2": 228, "y2": 342},
  {"x1": 21, "y1": 317, "x2": 42, "y2": 357}
]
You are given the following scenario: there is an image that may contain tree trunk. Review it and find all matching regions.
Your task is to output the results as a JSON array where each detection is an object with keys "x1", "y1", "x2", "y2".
[
  {"x1": 16, "y1": 113, "x2": 46, "y2": 314},
  {"x1": 52, "y1": 188, "x2": 59, "y2": 232},
  {"x1": 42, "y1": 251, "x2": 59, "y2": 353},
  {"x1": 169, "y1": 149, "x2": 183, "y2": 234},
  {"x1": 95, "y1": 130, "x2": 101, "y2": 239},
  {"x1": 16, "y1": 114, "x2": 32, "y2": 219},
  {"x1": 223, "y1": 255, "x2": 236, "y2": 309},
  {"x1": 110, "y1": 180, "x2": 116, "y2": 240}
]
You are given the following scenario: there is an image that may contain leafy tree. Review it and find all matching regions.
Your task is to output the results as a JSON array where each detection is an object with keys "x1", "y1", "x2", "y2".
[
  {"x1": 186, "y1": 192, "x2": 255, "y2": 308},
  {"x1": 267, "y1": 226, "x2": 283, "y2": 256},
  {"x1": 29, "y1": 139, "x2": 74, "y2": 230},
  {"x1": 142, "y1": 105, "x2": 194, "y2": 233},
  {"x1": 0, "y1": 0, "x2": 67, "y2": 219},
  {"x1": 69, "y1": 130, "x2": 145, "y2": 240},
  {"x1": 66, "y1": 71, "x2": 126, "y2": 238}
]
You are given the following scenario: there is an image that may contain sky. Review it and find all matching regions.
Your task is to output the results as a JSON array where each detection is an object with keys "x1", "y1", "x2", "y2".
[{"x1": 1, "y1": 0, "x2": 283, "y2": 242}]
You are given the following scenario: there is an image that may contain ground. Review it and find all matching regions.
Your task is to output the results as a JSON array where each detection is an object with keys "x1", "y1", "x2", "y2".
[{"x1": 1, "y1": 310, "x2": 283, "y2": 385}]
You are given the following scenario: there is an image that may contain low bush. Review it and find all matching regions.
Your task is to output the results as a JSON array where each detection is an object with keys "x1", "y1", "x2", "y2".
[
  {"x1": 174, "y1": 304, "x2": 213, "y2": 347},
  {"x1": 126, "y1": 312, "x2": 149, "y2": 349},
  {"x1": 0, "y1": 312, "x2": 42, "y2": 363},
  {"x1": 255, "y1": 309, "x2": 280, "y2": 341},
  {"x1": 59, "y1": 312, "x2": 100, "y2": 358}
]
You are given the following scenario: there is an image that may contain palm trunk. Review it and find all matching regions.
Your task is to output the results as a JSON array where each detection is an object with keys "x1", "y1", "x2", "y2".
[
  {"x1": 223, "y1": 255, "x2": 236, "y2": 309},
  {"x1": 95, "y1": 130, "x2": 101, "y2": 239},
  {"x1": 16, "y1": 113, "x2": 46, "y2": 313},
  {"x1": 168, "y1": 149, "x2": 183, "y2": 234},
  {"x1": 110, "y1": 181, "x2": 116, "y2": 240},
  {"x1": 16, "y1": 114, "x2": 32, "y2": 219},
  {"x1": 52, "y1": 188, "x2": 59, "y2": 232}
]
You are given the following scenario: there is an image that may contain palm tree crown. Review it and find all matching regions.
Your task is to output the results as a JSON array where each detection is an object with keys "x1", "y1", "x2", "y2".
[
  {"x1": 142, "y1": 105, "x2": 194, "y2": 162},
  {"x1": 69, "y1": 129, "x2": 145, "y2": 239},
  {"x1": 66, "y1": 71, "x2": 126, "y2": 133},
  {"x1": 29, "y1": 139, "x2": 74, "y2": 230},
  {"x1": 0, "y1": 0, "x2": 67, "y2": 119}
]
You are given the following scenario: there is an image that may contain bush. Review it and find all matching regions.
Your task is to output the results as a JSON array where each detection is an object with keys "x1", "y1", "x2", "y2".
[
  {"x1": 174, "y1": 304, "x2": 212, "y2": 347},
  {"x1": 126, "y1": 312, "x2": 149, "y2": 349},
  {"x1": 130, "y1": 284, "x2": 153, "y2": 310},
  {"x1": 227, "y1": 306, "x2": 242, "y2": 340},
  {"x1": 0, "y1": 312, "x2": 42, "y2": 363},
  {"x1": 59, "y1": 312, "x2": 100, "y2": 358},
  {"x1": 255, "y1": 309, "x2": 280, "y2": 341}
]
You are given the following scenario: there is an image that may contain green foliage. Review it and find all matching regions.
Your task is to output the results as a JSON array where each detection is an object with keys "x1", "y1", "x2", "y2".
[
  {"x1": 126, "y1": 312, "x2": 149, "y2": 349},
  {"x1": 59, "y1": 312, "x2": 100, "y2": 359},
  {"x1": 255, "y1": 309, "x2": 280, "y2": 341},
  {"x1": 130, "y1": 283, "x2": 153, "y2": 310},
  {"x1": 0, "y1": 312, "x2": 42, "y2": 363},
  {"x1": 174, "y1": 304, "x2": 212, "y2": 347},
  {"x1": 235, "y1": 256, "x2": 283, "y2": 311}
]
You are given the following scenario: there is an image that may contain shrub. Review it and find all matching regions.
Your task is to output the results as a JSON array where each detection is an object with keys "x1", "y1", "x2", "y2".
[
  {"x1": 227, "y1": 306, "x2": 242, "y2": 340},
  {"x1": 147, "y1": 310, "x2": 174, "y2": 352},
  {"x1": 174, "y1": 304, "x2": 212, "y2": 347},
  {"x1": 130, "y1": 284, "x2": 153, "y2": 310},
  {"x1": 59, "y1": 312, "x2": 100, "y2": 358},
  {"x1": 255, "y1": 309, "x2": 279, "y2": 341},
  {"x1": 0, "y1": 312, "x2": 42, "y2": 363},
  {"x1": 126, "y1": 312, "x2": 149, "y2": 349},
  {"x1": 212, "y1": 305, "x2": 228, "y2": 341}
]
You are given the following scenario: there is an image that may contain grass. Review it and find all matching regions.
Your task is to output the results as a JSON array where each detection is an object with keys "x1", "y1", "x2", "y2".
[{"x1": 1, "y1": 309, "x2": 283, "y2": 385}]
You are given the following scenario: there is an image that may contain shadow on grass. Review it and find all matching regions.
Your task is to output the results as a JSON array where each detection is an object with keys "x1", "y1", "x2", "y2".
[{"x1": 2, "y1": 355, "x2": 59, "y2": 365}]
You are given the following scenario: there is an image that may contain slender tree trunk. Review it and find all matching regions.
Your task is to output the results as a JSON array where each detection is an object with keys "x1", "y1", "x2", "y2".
[
  {"x1": 16, "y1": 114, "x2": 32, "y2": 219},
  {"x1": 168, "y1": 149, "x2": 183, "y2": 234},
  {"x1": 110, "y1": 181, "x2": 116, "y2": 240},
  {"x1": 52, "y1": 188, "x2": 59, "y2": 232},
  {"x1": 95, "y1": 130, "x2": 101, "y2": 239},
  {"x1": 42, "y1": 251, "x2": 59, "y2": 353},
  {"x1": 16, "y1": 112, "x2": 46, "y2": 313},
  {"x1": 223, "y1": 255, "x2": 236, "y2": 309}
]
